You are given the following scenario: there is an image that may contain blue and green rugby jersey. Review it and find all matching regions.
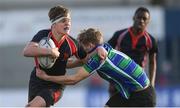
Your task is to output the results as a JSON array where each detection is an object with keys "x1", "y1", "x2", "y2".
[{"x1": 83, "y1": 43, "x2": 150, "y2": 99}]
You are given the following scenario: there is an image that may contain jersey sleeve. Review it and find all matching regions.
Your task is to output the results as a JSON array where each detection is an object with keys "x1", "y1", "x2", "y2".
[
  {"x1": 31, "y1": 30, "x2": 49, "y2": 43},
  {"x1": 107, "y1": 31, "x2": 120, "y2": 48},
  {"x1": 149, "y1": 36, "x2": 158, "y2": 55},
  {"x1": 107, "y1": 29, "x2": 126, "y2": 48},
  {"x1": 65, "y1": 35, "x2": 87, "y2": 60},
  {"x1": 83, "y1": 53, "x2": 101, "y2": 74}
]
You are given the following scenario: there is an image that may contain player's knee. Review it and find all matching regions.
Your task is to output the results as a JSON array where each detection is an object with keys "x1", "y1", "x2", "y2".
[{"x1": 25, "y1": 102, "x2": 40, "y2": 107}]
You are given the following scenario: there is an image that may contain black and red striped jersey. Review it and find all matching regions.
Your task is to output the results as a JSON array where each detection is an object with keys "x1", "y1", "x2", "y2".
[
  {"x1": 108, "y1": 27, "x2": 158, "y2": 68},
  {"x1": 31, "y1": 29, "x2": 87, "y2": 76}
]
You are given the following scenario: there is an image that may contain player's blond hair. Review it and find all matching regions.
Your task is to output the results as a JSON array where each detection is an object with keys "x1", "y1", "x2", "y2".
[{"x1": 78, "y1": 28, "x2": 102, "y2": 46}]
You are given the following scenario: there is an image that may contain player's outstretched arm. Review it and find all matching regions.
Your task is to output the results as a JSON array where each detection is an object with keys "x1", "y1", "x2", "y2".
[
  {"x1": 67, "y1": 46, "x2": 107, "y2": 69},
  {"x1": 66, "y1": 59, "x2": 84, "y2": 69},
  {"x1": 36, "y1": 68, "x2": 90, "y2": 85}
]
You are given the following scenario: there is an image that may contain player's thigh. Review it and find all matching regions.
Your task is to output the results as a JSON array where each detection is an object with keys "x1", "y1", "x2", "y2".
[
  {"x1": 129, "y1": 86, "x2": 156, "y2": 107},
  {"x1": 28, "y1": 87, "x2": 54, "y2": 107},
  {"x1": 26, "y1": 96, "x2": 46, "y2": 107}
]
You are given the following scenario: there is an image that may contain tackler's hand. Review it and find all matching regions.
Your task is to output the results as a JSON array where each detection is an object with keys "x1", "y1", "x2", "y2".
[
  {"x1": 36, "y1": 68, "x2": 49, "y2": 81},
  {"x1": 96, "y1": 46, "x2": 107, "y2": 60}
]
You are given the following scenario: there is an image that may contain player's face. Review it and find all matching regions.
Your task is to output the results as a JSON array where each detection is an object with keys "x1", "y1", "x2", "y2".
[
  {"x1": 133, "y1": 11, "x2": 150, "y2": 31},
  {"x1": 54, "y1": 14, "x2": 71, "y2": 35},
  {"x1": 81, "y1": 43, "x2": 95, "y2": 53}
]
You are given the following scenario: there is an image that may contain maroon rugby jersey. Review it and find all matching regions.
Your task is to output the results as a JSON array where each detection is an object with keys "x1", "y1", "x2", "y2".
[{"x1": 108, "y1": 27, "x2": 158, "y2": 68}]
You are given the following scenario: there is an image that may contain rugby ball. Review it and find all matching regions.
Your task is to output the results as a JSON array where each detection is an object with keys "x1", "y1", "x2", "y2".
[{"x1": 38, "y1": 37, "x2": 56, "y2": 68}]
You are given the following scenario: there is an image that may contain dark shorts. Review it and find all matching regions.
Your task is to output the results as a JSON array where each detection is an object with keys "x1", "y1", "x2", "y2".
[
  {"x1": 106, "y1": 85, "x2": 156, "y2": 107},
  {"x1": 28, "y1": 70, "x2": 64, "y2": 107}
]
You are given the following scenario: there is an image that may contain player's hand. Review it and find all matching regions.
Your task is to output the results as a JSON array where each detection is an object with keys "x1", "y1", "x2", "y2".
[
  {"x1": 96, "y1": 46, "x2": 107, "y2": 60},
  {"x1": 50, "y1": 47, "x2": 60, "y2": 58},
  {"x1": 36, "y1": 68, "x2": 49, "y2": 80}
]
